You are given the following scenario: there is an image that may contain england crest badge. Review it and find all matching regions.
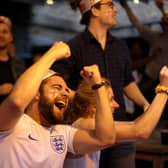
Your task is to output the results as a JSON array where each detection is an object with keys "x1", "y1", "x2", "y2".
[{"x1": 50, "y1": 135, "x2": 66, "y2": 154}]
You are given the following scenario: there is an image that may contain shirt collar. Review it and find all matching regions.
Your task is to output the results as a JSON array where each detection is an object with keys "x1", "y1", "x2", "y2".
[{"x1": 84, "y1": 28, "x2": 114, "y2": 43}]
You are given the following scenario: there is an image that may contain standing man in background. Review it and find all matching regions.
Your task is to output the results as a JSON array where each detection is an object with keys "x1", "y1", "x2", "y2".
[
  {"x1": 0, "y1": 16, "x2": 25, "y2": 103},
  {"x1": 52, "y1": 0, "x2": 149, "y2": 168}
]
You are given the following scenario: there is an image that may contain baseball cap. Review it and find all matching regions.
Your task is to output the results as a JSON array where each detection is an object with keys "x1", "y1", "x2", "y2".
[
  {"x1": 0, "y1": 16, "x2": 12, "y2": 29},
  {"x1": 79, "y1": 0, "x2": 101, "y2": 14},
  {"x1": 43, "y1": 69, "x2": 63, "y2": 81}
]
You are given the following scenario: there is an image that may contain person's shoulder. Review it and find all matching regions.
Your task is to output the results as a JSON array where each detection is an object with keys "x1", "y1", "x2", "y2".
[
  {"x1": 0, "y1": 114, "x2": 34, "y2": 138},
  {"x1": 53, "y1": 124, "x2": 78, "y2": 139},
  {"x1": 110, "y1": 34, "x2": 127, "y2": 47},
  {"x1": 108, "y1": 32, "x2": 125, "y2": 43},
  {"x1": 72, "y1": 118, "x2": 95, "y2": 130},
  {"x1": 11, "y1": 56, "x2": 25, "y2": 65},
  {"x1": 68, "y1": 30, "x2": 86, "y2": 45},
  {"x1": 21, "y1": 114, "x2": 39, "y2": 126},
  {"x1": 54, "y1": 124, "x2": 74, "y2": 131}
]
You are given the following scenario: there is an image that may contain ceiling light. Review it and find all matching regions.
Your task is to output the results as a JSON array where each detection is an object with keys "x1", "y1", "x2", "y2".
[
  {"x1": 46, "y1": 0, "x2": 55, "y2": 5},
  {"x1": 133, "y1": 0, "x2": 140, "y2": 4}
]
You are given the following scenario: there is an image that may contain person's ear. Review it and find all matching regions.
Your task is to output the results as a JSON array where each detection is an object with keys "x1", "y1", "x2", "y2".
[
  {"x1": 91, "y1": 7, "x2": 100, "y2": 17},
  {"x1": 9, "y1": 32, "x2": 14, "y2": 43},
  {"x1": 34, "y1": 93, "x2": 40, "y2": 101}
]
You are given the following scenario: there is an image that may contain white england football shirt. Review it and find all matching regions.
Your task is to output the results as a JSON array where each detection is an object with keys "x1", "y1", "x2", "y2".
[{"x1": 0, "y1": 114, "x2": 77, "y2": 168}]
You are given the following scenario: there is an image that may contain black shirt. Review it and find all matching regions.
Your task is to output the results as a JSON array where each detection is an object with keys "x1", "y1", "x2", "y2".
[
  {"x1": 0, "y1": 59, "x2": 15, "y2": 103},
  {"x1": 53, "y1": 29, "x2": 135, "y2": 121}
]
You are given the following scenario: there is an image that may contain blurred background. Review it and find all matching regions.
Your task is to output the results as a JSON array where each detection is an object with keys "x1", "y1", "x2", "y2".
[
  {"x1": 1, "y1": 0, "x2": 168, "y2": 59},
  {"x1": 1, "y1": 1, "x2": 168, "y2": 167}
]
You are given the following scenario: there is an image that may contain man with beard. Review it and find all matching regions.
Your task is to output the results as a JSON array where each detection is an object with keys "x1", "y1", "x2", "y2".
[
  {"x1": 0, "y1": 41, "x2": 116, "y2": 168},
  {"x1": 0, "y1": 16, "x2": 25, "y2": 103}
]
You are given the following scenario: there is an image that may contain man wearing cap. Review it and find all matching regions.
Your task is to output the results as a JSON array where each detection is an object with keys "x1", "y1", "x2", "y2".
[
  {"x1": 0, "y1": 15, "x2": 25, "y2": 103},
  {"x1": 52, "y1": 0, "x2": 149, "y2": 168},
  {"x1": 0, "y1": 41, "x2": 116, "y2": 168}
]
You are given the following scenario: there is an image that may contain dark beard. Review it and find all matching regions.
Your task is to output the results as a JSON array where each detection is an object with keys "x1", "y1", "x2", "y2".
[{"x1": 39, "y1": 98, "x2": 63, "y2": 125}]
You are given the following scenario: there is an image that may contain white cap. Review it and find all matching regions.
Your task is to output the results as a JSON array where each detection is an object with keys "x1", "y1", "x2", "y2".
[
  {"x1": 43, "y1": 69, "x2": 61, "y2": 80},
  {"x1": 79, "y1": 0, "x2": 101, "y2": 14}
]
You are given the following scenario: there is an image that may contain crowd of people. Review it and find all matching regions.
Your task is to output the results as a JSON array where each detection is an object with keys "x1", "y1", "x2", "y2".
[
  {"x1": 0, "y1": 0, "x2": 168, "y2": 168},
  {"x1": 53, "y1": 0, "x2": 149, "y2": 167}
]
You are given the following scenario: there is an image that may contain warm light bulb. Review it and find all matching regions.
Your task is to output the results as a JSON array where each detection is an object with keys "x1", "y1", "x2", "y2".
[
  {"x1": 133, "y1": 0, "x2": 140, "y2": 4},
  {"x1": 46, "y1": 0, "x2": 54, "y2": 5}
]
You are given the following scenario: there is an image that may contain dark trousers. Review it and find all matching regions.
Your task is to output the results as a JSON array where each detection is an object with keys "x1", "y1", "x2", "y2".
[{"x1": 99, "y1": 151, "x2": 135, "y2": 168}]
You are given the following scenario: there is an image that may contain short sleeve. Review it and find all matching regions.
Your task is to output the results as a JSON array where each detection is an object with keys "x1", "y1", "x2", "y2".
[{"x1": 67, "y1": 126, "x2": 78, "y2": 154}]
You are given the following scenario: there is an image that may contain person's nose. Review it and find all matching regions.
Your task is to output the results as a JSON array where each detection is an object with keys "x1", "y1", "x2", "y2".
[
  {"x1": 113, "y1": 5, "x2": 118, "y2": 14},
  {"x1": 61, "y1": 88, "x2": 70, "y2": 98}
]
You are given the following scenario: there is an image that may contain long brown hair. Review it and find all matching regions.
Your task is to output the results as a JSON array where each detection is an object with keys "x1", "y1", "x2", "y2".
[{"x1": 65, "y1": 78, "x2": 111, "y2": 124}]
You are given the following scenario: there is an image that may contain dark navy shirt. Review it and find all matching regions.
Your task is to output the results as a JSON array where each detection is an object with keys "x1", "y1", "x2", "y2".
[
  {"x1": 53, "y1": 29, "x2": 135, "y2": 121},
  {"x1": 0, "y1": 59, "x2": 15, "y2": 103},
  {"x1": 53, "y1": 29, "x2": 136, "y2": 158}
]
